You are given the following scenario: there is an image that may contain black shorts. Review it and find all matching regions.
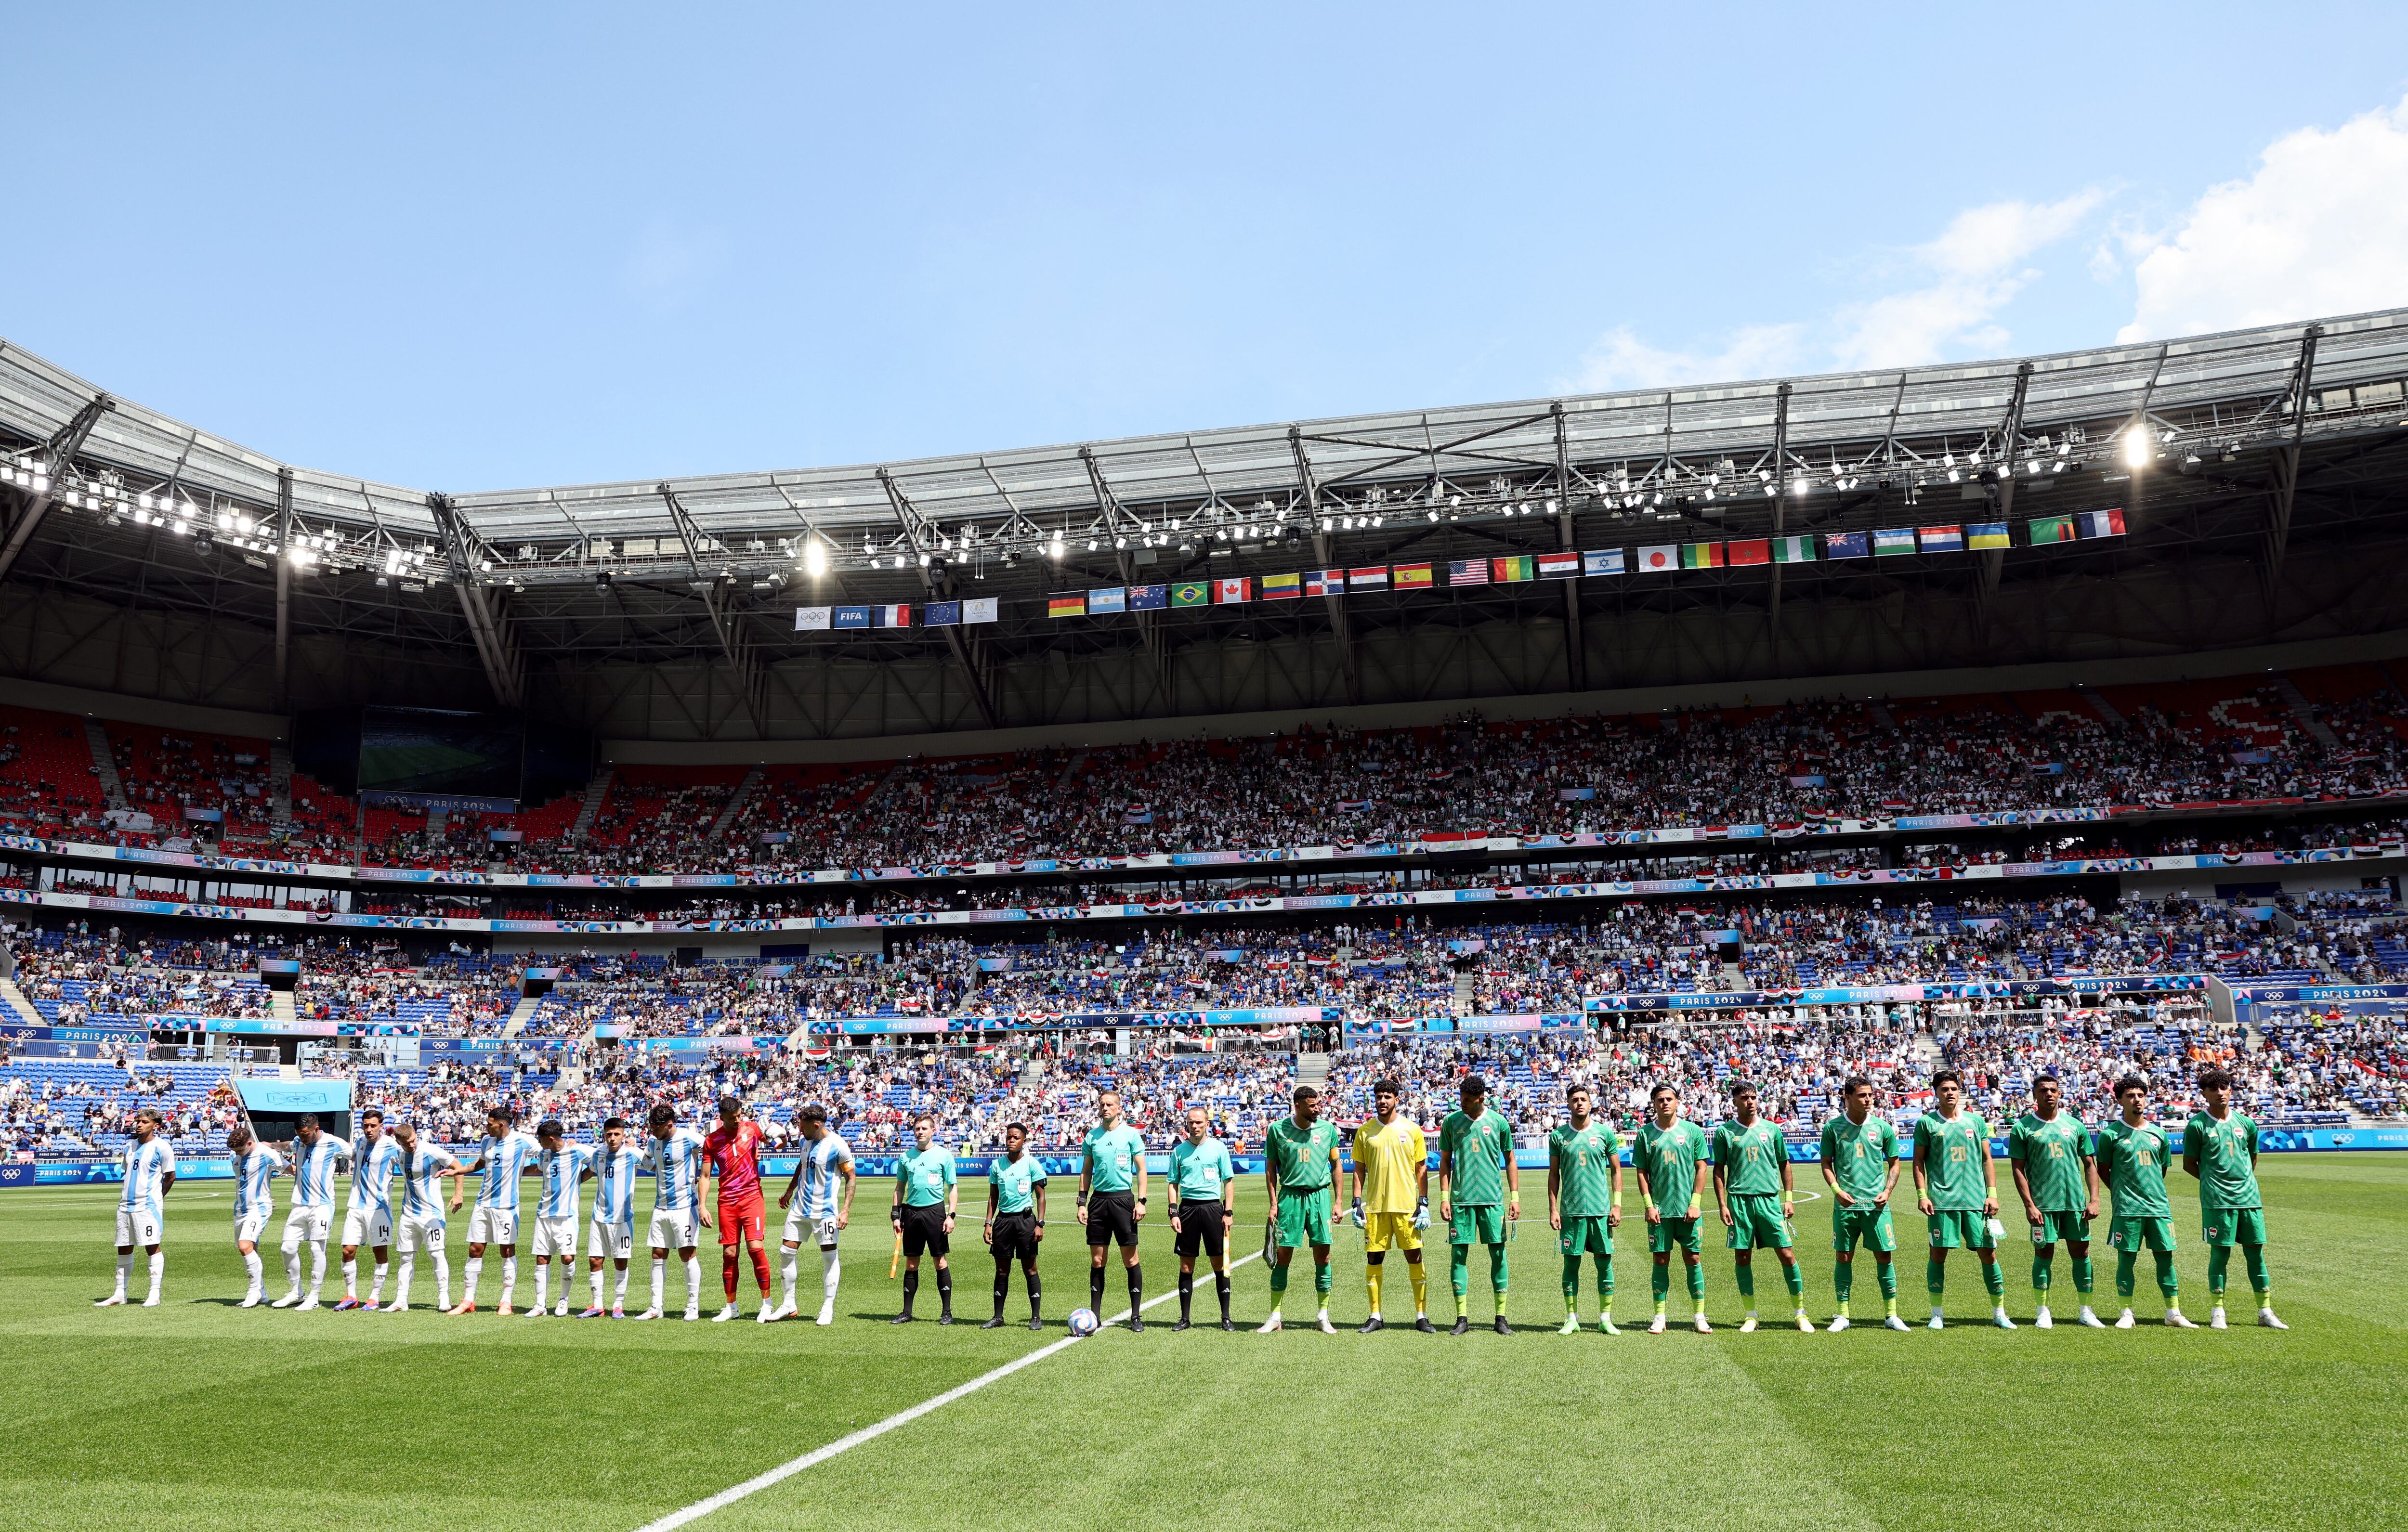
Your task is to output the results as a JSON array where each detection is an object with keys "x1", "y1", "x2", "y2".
[
  {"x1": 900, "y1": 1201, "x2": 950, "y2": 1258},
  {"x1": 1085, "y1": 1189, "x2": 1139, "y2": 1248},
  {"x1": 989, "y1": 1210, "x2": 1038, "y2": 1265},
  {"x1": 1173, "y1": 1199, "x2": 1227, "y2": 1260}
]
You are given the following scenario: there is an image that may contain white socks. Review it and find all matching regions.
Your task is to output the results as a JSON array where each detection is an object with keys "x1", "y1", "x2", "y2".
[
  {"x1": 682, "y1": 1256, "x2": 702, "y2": 1307},
  {"x1": 822, "y1": 1247, "x2": 841, "y2": 1312},
  {"x1": 463, "y1": 1257, "x2": 483, "y2": 1304},
  {"x1": 534, "y1": 1265, "x2": 550, "y2": 1309},
  {"x1": 395, "y1": 1253, "x2": 414, "y2": 1307},
  {"x1": 342, "y1": 1258, "x2": 359, "y2": 1298},
  {"x1": 146, "y1": 1252, "x2": 163, "y2": 1303},
  {"x1": 780, "y1": 1248, "x2": 799, "y2": 1312},
  {"x1": 499, "y1": 1258, "x2": 517, "y2": 1307},
  {"x1": 591, "y1": 1268, "x2": 606, "y2": 1307},
  {"x1": 651, "y1": 1258, "x2": 667, "y2": 1311},
  {"x1": 370, "y1": 1262, "x2": 388, "y2": 1301},
  {"x1": 243, "y1": 1250, "x2": 263, "y2": 1296},
  {"x1": 283, "y1": 1246, "x2": 303, "y2": 1296},
  {"x1": 114, "y1": 1251, "x2": 133, "y2": 1297}
]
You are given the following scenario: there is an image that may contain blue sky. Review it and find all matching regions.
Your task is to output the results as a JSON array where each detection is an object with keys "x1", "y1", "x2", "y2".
[{"x1": 6, "y1": 3, "x2": 2408, "y2": 491}]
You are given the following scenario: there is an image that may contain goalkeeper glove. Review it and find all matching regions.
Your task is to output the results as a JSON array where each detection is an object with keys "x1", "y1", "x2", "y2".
[
  {"x1": 1349, "y1": 1197, "x2": 1366, "y2": 1229},
  {"x1": 1412, "y1": 1197, "x2": 1429, "y2": 1231}
]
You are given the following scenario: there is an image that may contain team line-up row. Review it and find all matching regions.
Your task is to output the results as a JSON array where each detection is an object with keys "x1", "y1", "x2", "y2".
[{"x1": 91, "y1": 1068, "x2": 2289, "y2": 1335}]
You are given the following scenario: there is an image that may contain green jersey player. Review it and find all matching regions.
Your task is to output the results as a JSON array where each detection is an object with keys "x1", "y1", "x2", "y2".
[
  {"x1": 1437, "y1": 1076, "x2": 1519, "y2": 1335},
  {"x1": 1258, "y1": 1085, "x2": 1344, "y2": 1334},
  {"x1": 1546, "y1": 1084, "x2": 1623, "y2": 1335},
  {"x1": 1632, "y1": 1084, "x2": 1713, "y2": 1334},
  {"x1": 2094, "y1": 1074, "x2": 2191, "y2": 1328},
  {"x1": 1911, "y1": 1070, "x2": 2011, "y2": 1329},
  {"x1": 2183, "y1": 1067, "x2": 2285, "y2": 1330},
  {"x1": 2006, "y1": 1073, "x2": 2101, "y2": 1328},
  {"x1": 1818, "y1": 1074, "x2": 1908, "y2": 1331},
  {"x1": 1711, "y1": 1081, "x2": 1811, "y2": 1332}
]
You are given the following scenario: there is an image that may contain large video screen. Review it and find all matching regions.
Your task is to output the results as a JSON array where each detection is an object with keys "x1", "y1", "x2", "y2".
[{"x1": 356, "y1": 707, "x2": 523, "y2": 810}]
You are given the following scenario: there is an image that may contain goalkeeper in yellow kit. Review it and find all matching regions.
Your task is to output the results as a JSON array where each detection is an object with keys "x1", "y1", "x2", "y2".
[{"x1": 1350, "y1": 1078, "x2": 1435, "y2": 1333}]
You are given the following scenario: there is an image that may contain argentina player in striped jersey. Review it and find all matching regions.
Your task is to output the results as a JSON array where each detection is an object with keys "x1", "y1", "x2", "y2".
[
  {"x1": 387, "y1": 1120, "x2": 466, "y2": 1313},
  {"x1": 227, "y1": 1125, "x2": 283, "y2": 1307},
  {"x1": 581, "y1": 1117, "x2": 644, "y2": 1318},
  {"x1": 98, "y1": 1107, "x2": 174, "y2": 1308},
  {"x1": 526, "y1": 1119, "x2": 592, "y2": 1318},
  {"x1": 638, "y1": 1104, "x2": 712, "y2": 1321},
  {"x1": 450, "y1": 1106, "x2": 543, "y2": 1316},
  {"x1": 336, "y1": 1107, "x2": 402, "y2": 1311},
  {"x1": 772, "y1": 1103, "x2": 855, "y2": 1324},
  {"x1": 274, "y1": 1115, "x2": 349, "y2": 1311}
]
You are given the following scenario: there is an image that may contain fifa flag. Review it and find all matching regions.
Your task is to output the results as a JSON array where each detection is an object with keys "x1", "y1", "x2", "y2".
[
  {"x1": 1724, "y1": 538, "x2": 1771, "y2": 567},
  {"x1": 832, "y1": 606, "x2": 872, "y2": 629},
  {"x1": 1392, "y1": 561, "x2": 1434, "y2": 590},
  {"x1": 1770, "y1": 535, "x2": 1815, "y2": 564},
  {"x1": 2079, "y1": 508, "x2": 2127, "y2": 539},
  {"x1": 1171, "y1": 581, "x2": 1209, "y2": 608},
  {"x1": 1348, "y1": 565, "x2": 1390, "y2": 591},
  {"x1": 1535, "y1": 550, "x2": 1582, "y2": 579},
  {"x1": 1447, "y1": 558, "x2": 1490, "y2": 585},
  {"x1": 1214, "y1": 577, "x2": 1251, "y2": 604},
  {"x1": 1129, "y1": 583, "x2": 1168, "y2": 610},
  {"x1": 1581, "y1": 548, "x2": 1625, "y2": 576},
  {"x1": 963, "y1": 597, "x2": 999, "y2": 624},
  {"x1": 2027, "y1": 514, "x2": 2075, "y2": 545},
  {"x1": 794, "y1": 606, "x2": 833, "y2": 631},
  {"x1": 1918, "y1": 525, "x2": 1964, "y2": 554},
  {"x1": 923, "y1": 600, "x2": 961, "y2": 627},
  {"x1": 1303, "y1": 570, "x2": 1339, "y2": 597},
  {"x1": 1823, "y1": 530, "x2": 1869, "y2": 560},
  {"x1": 1635, "y1": 544, "x2": 1679, "y2": 572},
  {"x1": 1048, "y1": 591, "x2": 1087, "y2": 619},
  {"x1": 1966, "y1": 521, "x2": 2011, "y2": 551},
  {"x1": 1258, "y1": 571, "x2": 1301, "y2": 601},
  {"x1": 1088, "y1": 586, "x2": 1127, "y2": 615},
  {"x1": 1492, "y1": 555, "x2": 1535, "y2": 583},
  {"x1": 1680, "y1": 542, "x2": 1723, "y2": 569},
  {"x1": 1872, "y1": 527, "x2": 1917, "y2": 556}
]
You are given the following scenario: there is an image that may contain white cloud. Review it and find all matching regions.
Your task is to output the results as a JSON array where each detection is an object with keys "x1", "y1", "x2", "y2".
[
  {"x1": 1570, "y1": 322, "x2": 1807, "y2": 392},
  {"x1": 2121, "y1": 95, "x2": 2408, "y2": 342},
  {"x1": 1828, "y1": 191, "x2": 2104, "y2": 369}
]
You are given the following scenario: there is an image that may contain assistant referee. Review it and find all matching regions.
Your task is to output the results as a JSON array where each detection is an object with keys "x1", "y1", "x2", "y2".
[
  {"x1": 1077, "y1": 1090, "x2": 1150, "y2": 1331},
  {"x1": 1168, "y1": 1107, "x2": 1237, "y2": 1330}
]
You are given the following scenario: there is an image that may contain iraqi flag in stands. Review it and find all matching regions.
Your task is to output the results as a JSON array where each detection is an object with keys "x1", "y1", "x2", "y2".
[
  {"x1": 2079, "y1": 508, "x2": 2127, "y2": 539},
  {"x1": 1535, "y1": 550, "x2": 1582, "y2": 579},
  {"x1": 1635, "y1": 545, "x2": 1678, "y2": 572}
]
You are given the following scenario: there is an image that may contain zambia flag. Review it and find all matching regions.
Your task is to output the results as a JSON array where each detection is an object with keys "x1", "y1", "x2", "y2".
[
  {"x1": 1171, "y1": 581, "x2": 1209, "y2": 608},
  {"x1": 2027, "y1": 514, "x2": 2075, "y2": 545}
]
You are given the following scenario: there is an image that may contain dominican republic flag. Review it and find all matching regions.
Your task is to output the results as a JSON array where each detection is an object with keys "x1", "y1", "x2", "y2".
[
  {"x1": 1129, "y1": 584, "x2": 1168, "y2": 610},
  {"x1": 1304, "y1": 569, "x2": 1339, "y2": 597},
  {"x1": 1260, "y1": 571, "x2": 1301, "y2": 600},
  {"x1": 1823, "y1": 530, "x2": 1868, "y2": 559},
  {"x1": 833, "y1": 605, "x2": 872, "y2": 628},
  {"x1": 1048, "y1": 591, "x2": 1086, "y2": 618},
  {"x1": 1492, "y1": 555, "x2": 1534, "y2": 582},
  {"x1": 794, "y1": 606, "x2": 833, "y2": 630},
  {"x1": 923, "y1": 600, "x2": 961, "y2": 627},
  {"x1": 1681, "y1": 542, "x2": 1723, "y2": 569},
  {"x1": 2079, "y1": 508, "x2": 2127, "y2": 539},
  {"x1": 1348, "y1": 565, "x2": 1389, "y2": 590},
  {"x1": 1214, "y1": 577, "x2": 1251, "y2": 603},
  {"x1": 963, "y1": 597, "x2": 999, "y2": 623},
  {"x1": 1724, "y1": 538, "x2": 1770, "y2": 566},
  {"x1": 1635, "y1": 544, "x2": 1679, "y2": 572},
  {"x1": 1583, "y1": 548, "x2": 1625, "y2": 575},
  {"x1": 1918, "y1": 525, "x2": 1964, "y2": 554},
  {"x1": 1872, "y1": 528, "x2": 1917, "y2": 556},
  {"x1": 1536, "y1": 550, "x2": 1582, "y2": 579},
  {"x1": 2028, "y1": 514, "x2": 2075, "y2": 545},
  {"x1": 1393, "y1": 561, "x2": 1434, "y2": 589},
  {"x1": 1771, "y1": 535, "x2": 1815, "y2": 563},
  {"x1": 1966, "y1": 521, "x2": 2010, "y2": 550},
  {"x1": 1088, "y1": 586, "x2": 1127, "y2": 614},
  {"x1": 1448, "y1": 559, "x2": 1490, "y2": 585}
]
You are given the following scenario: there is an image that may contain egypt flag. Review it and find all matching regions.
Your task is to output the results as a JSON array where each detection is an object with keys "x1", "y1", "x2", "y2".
[
  {"x1": 2079, "y1": 508, "x2": 2127, "y2": 539},
  {"x1": 2028, "y1": 514, "x2": 2075, "y2": 545},
  {"x1": 1348, "y1": 565, "x2": 1390, "y2": 591},
  {"x1": 1770, "y1": 535, "x2": 1815, "y2": 563},
  {"x1": 1680, "y1": 542, "x2": 1723, "y2": 569},
  {"x1": 1492, "y1": 555, "x2": 1534, "y2": 583},
  {"x1": 1918, "y1": 525, "x2": 1964, "y2": 554},
  {"x1": 1535, "y1": 550, "x2": 1582, "y2": 579},
  {"x1": 1635, "y1": 544, "x2": 1679, "y2": 572},
  {"x1": 1392, "y1": 561, "x2": 1434, "y2": 590},
  {"x1": 1214, "y1": 577, "x2": 1251, "y2": 604},
  {"x1": 1724, "y1": 538, "x2": 1770, "y2": 566},
  {"x1": 1049, "y1": 591, "x2": 1087, "y2": 619},
  {"x1": 1260, "y1": 571, "x2": 1302, "y2": 600},
  {"x1": 1448, "y1": 559, "x2": 1490, "y2": 585}
]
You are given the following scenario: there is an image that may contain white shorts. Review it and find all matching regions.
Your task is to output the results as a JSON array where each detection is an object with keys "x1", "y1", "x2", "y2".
[
  {"x1": 783, "y1": 1212, "x2": 841, "y2": 1249},
  {"x1": 282, "y1": 1205, "x2": 333, "y2": 1246},
  {"x1": 235, "y1": 1209, "x2": 270, "y2": 1246},
  {"x1": 532, "y1": 1216, "x2": 576, "y2": 1258},
  {"x1": 397, "y1": 1211, "x2": 446, "y2": 1254},
  {"x1": 342, "y1": 1207, "x2": 393, "y2": 1248},
  {"x1": 465, "y1": 1206, "x2": 520, "y2": 1246},
  {"x1": 115, "y1": 1206, "x2": 161, "y2": 1247},
  {"x1": 647, "y1": 1207, "x2": 699, "y2": 1251},
  {"x1": 588, "y1": 1219, "x2": 635, "y2": 1260}
]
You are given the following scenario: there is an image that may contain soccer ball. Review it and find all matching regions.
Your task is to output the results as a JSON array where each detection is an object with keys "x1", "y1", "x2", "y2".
[{"x1": 1067, "y1": 1307, "x2": 1100, "y2": 1337}]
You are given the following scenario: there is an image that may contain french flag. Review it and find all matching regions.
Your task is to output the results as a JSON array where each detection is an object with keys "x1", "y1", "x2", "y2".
[
  {"x1": 870, "y1": 604, "x2": 912, "y2": 627},
  {"x1": 2078, "y1": 508, "x2": 2127, "y2": 539}
]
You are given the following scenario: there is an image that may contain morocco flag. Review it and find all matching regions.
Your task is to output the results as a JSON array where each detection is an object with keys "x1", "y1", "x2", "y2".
[{"x1": 1724, "y1": 538, "x2": 1770, "y2": 566}]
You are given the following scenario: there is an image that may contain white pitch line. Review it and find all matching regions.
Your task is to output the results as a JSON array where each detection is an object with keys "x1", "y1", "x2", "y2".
[{"x1": 634, "y1": 1248, "x2": 1263, "y2": 1532}]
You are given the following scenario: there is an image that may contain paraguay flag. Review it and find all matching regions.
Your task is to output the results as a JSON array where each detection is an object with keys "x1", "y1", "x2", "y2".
[
  {"x1": 2079, "y1": 508, "x2": 2127, "y2": 539},
  {"x1": 1917, "y1": 525, "x2": 1964, "y2": 554}
]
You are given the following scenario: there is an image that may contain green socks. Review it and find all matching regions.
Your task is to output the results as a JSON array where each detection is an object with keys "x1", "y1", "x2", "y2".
[
  {"x1": 1652, "y1": 1261, "x2": 1671, "y2": 1304},
  {"x1": 2032, "y1": 1253, "x2": 2053, "y2": 1293},
  {"x1": 1833, "y1": 1261, "x2": 1854, "y2": 1304},
  {"x1": 1489, "y1": 1243, "x2": 1508, "y2": 1300},
  {"x1": 1876, "y1": 1260, "x2": 1898, "y2": 1299},
  {"x1": 2153, "y1": 1249, "x2": 2178, "y2": 1304},
  {"x1": 1452, "y1": 1245, "x2": 1471, "y2": 1299},
  {"x1": 1736, "y1": 1264, "x2": 1756, "y2": 1302},
  {"x1": 1685, "y1": 1263, "x2": 1705, "y2": 1302},
  {"x1": 1313, "y1": 1263, "x2": 1332, "y2": 1297},
  {"x1": 1782, "y1": 1263, "x2": 1803, "y2": 1299},
  {"x1": 2208, "y1": 1245, "x2": 2229, "y2": 1295},
  {"x1": 2244, "y1": 1244, "x2": 2270, "y2": 1298},
  {"x1": 2072, "y1": 1254, "x2": 2094, "y2": 1294},
  {"x1": 1926, "y1": 1258, "x2": 1947, "y2": 1297},
  {"x1": 2115, "y1": 1250, "x2": 2138, "y2": 1298},
  {"x1": 1597, "y1": 1255, "x2": 1613, "y2": 1299},
  {"x1": 1269, "y1": 1262, "x2": 1288, "y2": 1315},
  {"x1": 1981, "y1": 1259, "x2": 2005, "y2": 1299}
]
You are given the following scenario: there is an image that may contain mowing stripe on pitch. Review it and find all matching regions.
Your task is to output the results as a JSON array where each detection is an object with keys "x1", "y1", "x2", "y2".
[{"x1": 635, "y1": 1248, "x2": 1263, "y2": 1532}]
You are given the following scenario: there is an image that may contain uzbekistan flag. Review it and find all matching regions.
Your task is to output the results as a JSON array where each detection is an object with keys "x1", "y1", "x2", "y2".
[
  {"x1": 1393, "y1": 561, "x2": 1434, "y2": 589},
  {"x1": 1260, "y1": 571, "x2": 1303, "y2": 600},
  {"x1": 1348, "y1": 565, "x2": 1390, "y2": 590},
  {"x1": 1171, "y1": 581, "x2": 1209, "y2": 607},
  {"x1": 2079, "y1": 508, "x2": 2127, "y2": 538},
  {"x1": 1966, "y1": 522, "x2": 2010, "y2": 550},
  {"x1": 1918, "y1": 525, "x2": 1964, "y2": 554},
  {"x1": 1535, "y1": 550, "x2": 1581, "y2": 579},
  {"x1": 1724, "y1": 538, "x2": 1770, "y2": 566},
  {"x1": 1771, "y1": 535, "x2": 1815, "y2": 563},
  {"x1": 1448, "y1": 559, "x2": 1490, "y2": 585},
  {"x1": 1087, "y1": 585, "x2": 1127, "y2": 614},
  {"x1": 1635, "y1": 544, "x2": 1679, "y2": 572},
  {"x1": 1048, "y1": 591, "x2": 1087, "y2": 619},
  {"x1": 1582, "y1": 548, "x2": 1625, "y2": 575},
  {"x1": 1872, "y1": 527, "x2": 1917, "y2": 556},
  {"x1": 1214, "y1": 577, "x2": 1251, "y2": 604},
  {"x1": 1129, "y1": 583, "x2": 1168, "y2": 610},
  {"x1": 1304, "y1": 569, "x2": 1338, "y2": 597},
  {"x1": 1680, "y1": 542, "x2": 1723, "y2": 569},
  {"x1": 2027, "y1": 514, "x2": 2075, "y2": 545},
  {"x1": 1823, "y1": 530, "x2": 1868, "y2": 559},
  {"x1": 1492, "y1": 555, "x2": 1534, "y2": 582}
]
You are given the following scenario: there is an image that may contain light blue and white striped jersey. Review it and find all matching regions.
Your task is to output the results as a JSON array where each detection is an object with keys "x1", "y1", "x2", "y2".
[
  {"x1": 119, "y1": 1137, "x2": 175, "y2": 1217},
  {"x1": 399, "y1": 1142, "x2": 460, "y2": 1220},
  {"x1": 289, "y1": 1135, "x2": 349, "y2": 1208},
  {"x1": 472, "y1": 1130, "x2": 543, "y2": 1211},
  {"x1": 232, "y1": 1145, "x2": 284, "y2": 1221},
  {"x1": 347, "y1": 1133, "x2": 402, "y2": 1214},
  {"x1": 794, "y1": 1133, "x2": 854, "y2": 1220},
  {"x1": 591, "y1": 1143, "x2": 644, "y2": 1225},
  {"x1": 646, "y1": 1126, "x2": 708, "y2": 1215},
  {"x1": 537, "y1": 1143, "x2": 593, "y2": 1220}
]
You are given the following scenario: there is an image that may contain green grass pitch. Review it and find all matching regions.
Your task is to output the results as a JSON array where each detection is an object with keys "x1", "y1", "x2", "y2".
[{"x1": 4, "y1": 1154, "x2": 2406, "y2": 1532}]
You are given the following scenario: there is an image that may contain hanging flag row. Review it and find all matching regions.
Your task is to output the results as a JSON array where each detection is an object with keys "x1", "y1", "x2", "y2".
[{"x1": 795, "y1": 597, "x2": 1001, "y2": 631}]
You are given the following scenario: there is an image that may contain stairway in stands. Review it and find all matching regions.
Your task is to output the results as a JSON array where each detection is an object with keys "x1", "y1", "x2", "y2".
[
  {"x1": 707, "y1": 766, "x2": 765, "y2": 840},
  {"x1": 1295, "y1": 1050, "x2": 1331, "y2": 1092},
  {"x1": 567, "y1": 767, "x2": 614, "y2": 840},
  {"x1": 2269, "y1": 673, "x2": 2344, "y2": 751},
  {"x1": 83, "y1": 719, "x2": 128, "y2": 809},
  {"x1": 268, "y1": 740, "x2": 295, "y2": 827},
  {"x1": 502, "y1": 994, "x2": 542, "y2": 1038},
  {"x1": 0, "y1": 977, "x2": 43, "y2": 1027}
]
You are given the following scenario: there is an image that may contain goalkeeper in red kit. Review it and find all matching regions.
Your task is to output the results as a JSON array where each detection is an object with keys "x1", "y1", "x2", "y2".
[{"x1": 702, "y1": 1097, "x2": 773, "y2": 1322}]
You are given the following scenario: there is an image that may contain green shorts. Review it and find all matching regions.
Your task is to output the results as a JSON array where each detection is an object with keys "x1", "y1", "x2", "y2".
[
  {"x1": 1449, "y1": 1203, "x2": 1508, "y2": 1246},
  {"x1": 1648, "y1": 1215, "x2": 1702, "y2": 1256},
  {"x1": 2028, "y1": 1210, "x2": 2093, "y2": 1246},
  {"x1": 2107, "y1": 1214, "x2": 2175, "y2": 1253},
  {"x1": 1925, "y1": 1209, "x2": 1997, "y2": 1250},
  {"x1": 1559, "y1": 1214, "x2": 1613, "y2": 1257},
  {"x1": 1832, "y1": 1201, "x2": 1896, "y2": 1253},
  {"x1": 2202, "y1": 1207, "x2": 2267, "y2": 1247},
  {"x1": 1726, "y1": 1194, "x2": 1793, "y2": 1251},
  {"x1": 1273, "y1": 1186, "x2": 1333, "y2": 1249}
]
